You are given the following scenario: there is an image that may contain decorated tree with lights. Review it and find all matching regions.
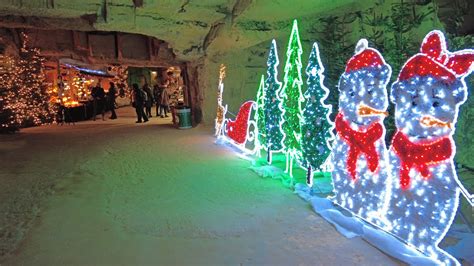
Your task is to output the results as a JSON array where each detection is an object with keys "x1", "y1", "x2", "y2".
[
  {"x1": 264, "y1": 39, "x2": 284, "y2": 163},
  {"x1": 0, "y1": 55, "x2": 18, "y2": 133},
  {"x1": 0, "y1": 33, "x2": 55, "y2": 132},
  {"x1": 254, "y1": 75, "x2": 266, "y2": 155},
  {"x1": 279, "y1": 19, "x2": 304, "y2": 177},
  {"x1": 301, "y1": 43, "x2": 334, "y2": 186},
  {"x1": 14, "y1": 33, "x2": 55, "y2": 127}
]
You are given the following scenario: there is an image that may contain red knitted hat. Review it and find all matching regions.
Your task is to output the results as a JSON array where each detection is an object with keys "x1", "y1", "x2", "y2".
[
  {"x1": 345, "y1": 39, "x2": 387, "y2": 73},
  {"x1": 398, "y1": 30, "x2": 474, "y2": 83}
]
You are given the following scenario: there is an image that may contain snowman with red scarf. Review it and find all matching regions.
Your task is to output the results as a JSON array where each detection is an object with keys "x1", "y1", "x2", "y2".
[
  {"x1": 331, "y1": 39, "x2": 392, "y2": 226},
  {"x1": 386, "y1": 30, "x2": 474, "y2": 265}
]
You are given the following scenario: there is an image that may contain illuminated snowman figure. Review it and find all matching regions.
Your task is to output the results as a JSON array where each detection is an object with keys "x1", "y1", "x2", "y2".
[
  {"x1": 331, "y1": 39, "x2": 392, "y2": 226},
  {"x1": 386, "y1": 30, "x2": 474, "y2": 265}
]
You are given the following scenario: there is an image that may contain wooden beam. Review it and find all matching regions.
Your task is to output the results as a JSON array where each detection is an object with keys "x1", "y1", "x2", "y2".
[{"x1": 115, "y1": 33, "x2": 122, "y2": 60}]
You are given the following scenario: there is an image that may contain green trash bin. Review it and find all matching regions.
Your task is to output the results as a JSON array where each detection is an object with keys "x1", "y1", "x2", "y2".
[{"x1": 176, "y1": 107, "x2": 192, "y2": 129}]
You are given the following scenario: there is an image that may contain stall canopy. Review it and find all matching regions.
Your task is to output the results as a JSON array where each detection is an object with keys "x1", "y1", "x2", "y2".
[{"x1": 59, "y1": 58, "x2": 114, "y2": 78}]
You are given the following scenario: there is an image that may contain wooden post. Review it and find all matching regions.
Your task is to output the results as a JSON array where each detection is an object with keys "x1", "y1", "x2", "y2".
[{"x1": 115, "y1": 33, "x2": 122, "y2": 60}]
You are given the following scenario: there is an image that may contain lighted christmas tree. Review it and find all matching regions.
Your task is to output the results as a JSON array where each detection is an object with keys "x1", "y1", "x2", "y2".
[
  {"x1": 279, "y1": 19, "x2": 304, "y2": 177},
  {"x1": 0, "y1": 55, "x2": 18, "y2": 132},
  {"x1": 264, "y1": 39, "x2": 284, "y2": 163},
  {"x1": 254, "y1": 75, "x2": 266, "y2": 155},
  {"x1": 301, "y1": 42, "x2": 334, "y2": 186},
  {"x1": 14, "y1": 32, "x2": 55, "y2": 127},
  {"x1": 0, "y1": 33, "x2": 55, "y2": 132}
]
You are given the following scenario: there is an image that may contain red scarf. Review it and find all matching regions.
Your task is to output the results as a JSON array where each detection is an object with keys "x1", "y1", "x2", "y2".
[
  {"x1": 391, "y1": 131, "x2": 452, "y2": 190},
  {"x1": 335, "y1": 113, "x2": 383, "y2": 181}
]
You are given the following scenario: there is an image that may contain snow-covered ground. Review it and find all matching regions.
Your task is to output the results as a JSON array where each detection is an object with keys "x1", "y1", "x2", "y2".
[{"x1": 0, "y1": 107, "x2": 400, "y2": 265}]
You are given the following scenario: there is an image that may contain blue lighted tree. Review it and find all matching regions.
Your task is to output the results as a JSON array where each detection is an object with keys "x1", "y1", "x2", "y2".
[
  {"x1": 301, "y1": 42, "x2": 334, "y2": 186},
  {"x1": 264, "y1": 39, "x2": 284, "y2": 163}
]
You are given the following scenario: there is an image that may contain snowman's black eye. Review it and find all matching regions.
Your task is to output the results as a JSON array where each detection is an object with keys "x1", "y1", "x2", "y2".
[
  {"x1": 412, "y1": 101, "x2": 417, "y2": 107},
  {"x1": 349, "y1": 90, "x2": 355, "y2": 97},
  {"x1": 432, "y1": 101, "x2": 440, "y2": 108}
]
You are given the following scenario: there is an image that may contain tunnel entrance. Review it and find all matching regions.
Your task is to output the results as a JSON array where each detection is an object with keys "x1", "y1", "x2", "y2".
[{"x1": 0, "y1": 26, "x2": 201, "y2": 128}]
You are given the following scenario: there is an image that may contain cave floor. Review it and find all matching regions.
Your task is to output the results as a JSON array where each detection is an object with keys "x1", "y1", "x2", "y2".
[{"x1": 1, "y1": 107, "x2": 400, "y2": 265}]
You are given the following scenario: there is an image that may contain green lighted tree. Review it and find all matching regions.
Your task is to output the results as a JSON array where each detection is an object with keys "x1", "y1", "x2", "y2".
[
  {"x1": 254, "y1": 75, "x2": 266, "y2": 156},
  {"x1": 279, "y1": 19, "x2": 304, "y2": 178},
  {"x1": 301, "y1": 42, "x2": 334, "y2": 185},
  {"x1": 264, "y1": 39, "x2": 284, "y2": 163}
]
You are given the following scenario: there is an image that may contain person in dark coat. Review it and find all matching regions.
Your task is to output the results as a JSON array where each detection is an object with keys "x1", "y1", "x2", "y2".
[
  {"x1": 91, "y1": 81, "x2": 106, "y2": 121},
  {"x1": 132, "y1": 83, "x2": 148, "y2": 123},
  {"x1": 153, "y1": 84, "x2": 162, "y2": 117},
  {"x1": 143, "y1": 83, "x2": 153, "y2": 118},
  {"x1": 107, "y1": 82, "x2": 117, "y2": 119}
]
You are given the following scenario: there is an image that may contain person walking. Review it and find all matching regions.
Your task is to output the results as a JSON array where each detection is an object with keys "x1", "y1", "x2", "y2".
[
  {"x1": 132, "y1": 83, "x2": 148, "y2": 123},
  {"x1": 153, "y1": 84, "x2": 162, "y2": 117},
  {"x1": 107, "y1": 82, "x2": 117, "y2": 119},
  {"x1": 143, "y1": 83, "x2": 153, "y2": 118},
  {"x1": 159, "y1": 85, "x2": 169, "y2": 118},
  {"x1": 91, "y1": 81, "x2": 106, "y2": 121}
]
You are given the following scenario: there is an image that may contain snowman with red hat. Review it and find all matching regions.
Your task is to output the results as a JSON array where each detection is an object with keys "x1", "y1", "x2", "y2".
[
  {"x1": 331, "y1": 39, "x2": 392, "y2": 226},
  {"x1": 386, "y1": 30, "x2": 474, "y2": 265}
]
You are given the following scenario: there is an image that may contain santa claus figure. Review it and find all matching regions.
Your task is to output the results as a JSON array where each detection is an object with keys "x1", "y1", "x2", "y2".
[
  {"x1": 331, "y1": 39, "x2": 392, "y2": 226},
  {"x1": 386, "y1": 30, "x2": 474, "y2": 265}
]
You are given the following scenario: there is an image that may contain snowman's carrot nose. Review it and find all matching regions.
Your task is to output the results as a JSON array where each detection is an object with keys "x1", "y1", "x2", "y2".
[
  {"x1": 420, "y1": 116, "x2": 452, "y2": 129},
  {"x1": 357, "y1": 104, "x2": 388, "y2": 117}
]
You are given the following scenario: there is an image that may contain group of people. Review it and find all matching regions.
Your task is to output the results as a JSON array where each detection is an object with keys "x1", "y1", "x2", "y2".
[
  {"x1": 88, "y1": 72, "x2": 177, "y2": 124},
  {"x1": 131, "y1": 82, "x2": 170, "y2": 123},
  {"x1": 91, "y1": 81, "x2": 118, "y2": 121}
]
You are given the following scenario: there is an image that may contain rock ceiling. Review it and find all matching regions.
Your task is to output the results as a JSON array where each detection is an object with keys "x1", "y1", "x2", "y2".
[{"x1": 0, "y1": 0, "x2": 380, "y2": 61}]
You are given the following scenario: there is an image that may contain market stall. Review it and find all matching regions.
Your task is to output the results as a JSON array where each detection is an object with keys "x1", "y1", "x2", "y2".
[{"x1": 44, "y1": 60, "x2": 130, "y2": 122}]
